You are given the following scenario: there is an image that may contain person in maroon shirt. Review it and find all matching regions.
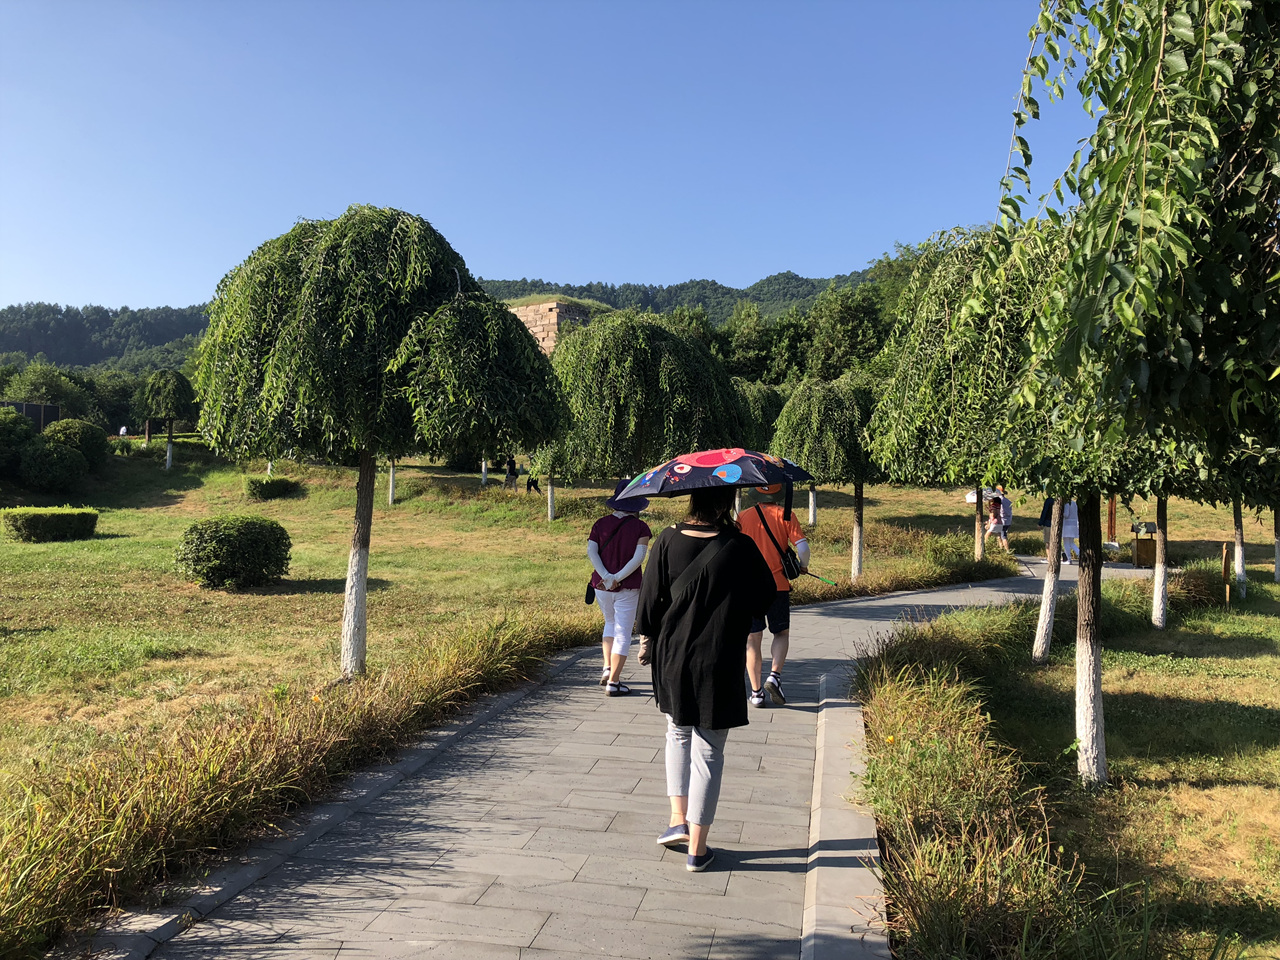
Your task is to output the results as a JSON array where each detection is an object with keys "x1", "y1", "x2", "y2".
[{"x1": 588, "y1": 479, "x2": 653, "y2": 696}]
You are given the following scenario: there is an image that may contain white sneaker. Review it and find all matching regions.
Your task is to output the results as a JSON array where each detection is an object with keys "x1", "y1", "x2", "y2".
[{"x1": 749, "y1": 688, "x2": 766, "y2": 707}]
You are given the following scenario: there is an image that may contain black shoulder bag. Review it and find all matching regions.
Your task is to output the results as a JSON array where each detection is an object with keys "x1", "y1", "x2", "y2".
[
  {"x1": 754, "y1": 504, "x2": 802, "y2": 580},
  {"x1": 585, "y1": 517, "x2": 637, "y2": 604}
]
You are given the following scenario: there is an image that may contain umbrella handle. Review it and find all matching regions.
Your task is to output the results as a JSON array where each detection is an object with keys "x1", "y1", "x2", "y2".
[{"x1": 805, "y1": 571, "x2": 837, "y2": 586}]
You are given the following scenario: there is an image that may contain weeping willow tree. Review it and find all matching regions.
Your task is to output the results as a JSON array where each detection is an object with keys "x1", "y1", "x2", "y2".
[
  {"x1": 770, "y1": 374, "x2": 878, "y2": 578},
  {"x1": 535, "y1": 311, "x2": 745, "y2": 488},
  {"x1": 733, "y1": 378, "x2": 787, "y2": 454},
  {"x1": 140, "y1": 370, "x2": 197, "y2": 470},
  {"x1": 198, "y1": 205, "x2": 563, "y2": 677}
]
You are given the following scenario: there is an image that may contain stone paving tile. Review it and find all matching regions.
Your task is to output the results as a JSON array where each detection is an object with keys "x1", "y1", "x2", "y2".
[
  {"x1": 477, "y1": 875, "x2": 646, "y2": 919},
  {"x1": 576, "y1": 853, "x2": 732, "y2": 896},
  {"x1": 606, "y1": 810, "x2": 746, "y2": 843},
  {"x1": 363, "y1": 900, "x2": 550, "y2": 945},
  {"x1": 336, "y1": 941, "x2": 519, "y2": 959},
  {"x1": 529, "y1": 914, "x2": 716, "y2": 960},
  {"x1": 637, "y1": 886, "x2": 803, "y2": 932}
]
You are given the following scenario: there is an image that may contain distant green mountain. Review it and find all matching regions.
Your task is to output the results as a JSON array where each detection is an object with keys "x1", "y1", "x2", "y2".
[{"x1": 479, "y1": 269, "x2": 868, "y2": 325}]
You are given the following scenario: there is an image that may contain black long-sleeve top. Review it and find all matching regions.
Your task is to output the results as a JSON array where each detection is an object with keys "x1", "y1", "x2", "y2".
[{"x1": 637, "y1": 523, "x2": 777, "y2": 730}]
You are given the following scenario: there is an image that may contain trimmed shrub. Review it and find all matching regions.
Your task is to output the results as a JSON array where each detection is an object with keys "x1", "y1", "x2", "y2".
[
  {"x1": 18, "y1": 440, "x2": 88, "y2": 492},
  {"x1": 109, "y1": 437, "x2": 138, "y2": 457},
  {"x1": 175, "y1": 515, "x2": 291, "y2": 589},
  {"x1": 243, "y1": 476, "x2": 302, "y2": 501},
  {"x1": 0, "y1": 407, "x2": 35, "y2": 476},
  {"x1": 43, "y1": 419, "x2": 110, "y2": 471},
  {"x1": 0, "y1": 507, "x2": 99, "y2": 542}
]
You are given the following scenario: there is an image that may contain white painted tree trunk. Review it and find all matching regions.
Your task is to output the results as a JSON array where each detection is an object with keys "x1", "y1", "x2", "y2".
[
  {"x1": 164, "y1": 420, "x2": 174, "y2": 471},
  {"x1": 1151, "y1": 497, "x2": 1168, "y2": 630},
  {"x1": 388, "y1": 461, "x2": 396, "y2": 505},
  {"x1": 1032, "y1": 498, "x2": 1064, "y2": 664},
  {"x1": 480, "y1": 459, "x2": 488, "y2": 487},
  {"x1": 340, "y1": 450, "x2": 377, "y2": 679},
  {"x1": 547, "y1": 475, "x2": 555, "y2": 522},
  {"x1": 850, "y1": 482, "x2": 864, "y2": 580},
  {"x1": 1233, "y1": 496, "x2": 1247, "y2": 600},
  {"x1": 733, "y1": 489, "x2": 741, "y2": 519},
  {"x1": 1273, "y1": 508, "x2": 1279, "y2": 583},
  {"x1": 266, "y1": 460, "x2": 274, "y2": 477},
  {"x1": 973, "y1": 486, "x2": 985, "y2": 561},
  {"x1": 808, "y1": 486, "x2": 817, "y2": 527},
  {"x1": 1075, "y1": 493, "x2": 1108, "y2": 785}
]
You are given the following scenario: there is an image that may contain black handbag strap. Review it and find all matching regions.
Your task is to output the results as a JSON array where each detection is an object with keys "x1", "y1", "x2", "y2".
[
  {"x1": 754, "y1": 504, "x2": 789, "y2": 562},
  {"x1": 668, "y1": 530, "x2": 731, "y2": 603}
]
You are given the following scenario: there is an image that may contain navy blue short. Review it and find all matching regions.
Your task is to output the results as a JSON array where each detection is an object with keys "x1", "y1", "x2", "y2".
[{"x1": 750, "y1": 591, "x2": 791, "y2": 635}]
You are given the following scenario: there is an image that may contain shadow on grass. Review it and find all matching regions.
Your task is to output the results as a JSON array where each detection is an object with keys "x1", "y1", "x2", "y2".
[{"x1": 260, "y1": 577, "x2": 393, "y2": 596}]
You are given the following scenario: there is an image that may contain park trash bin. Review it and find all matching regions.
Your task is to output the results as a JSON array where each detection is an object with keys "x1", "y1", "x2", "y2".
[{"x1": 1132, "y1": 521, "x2": 1157, "y2": 568}]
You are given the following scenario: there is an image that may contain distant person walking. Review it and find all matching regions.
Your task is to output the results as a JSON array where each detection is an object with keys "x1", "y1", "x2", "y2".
[
  {"x1": 1062, "y1": 499, "x2": 1080, "y2": 564},
  {"x1": 638, "y1": 486, "x2": 776, "y2": 872},
  {"x1": 503, "y1": 454, "x2": 518, "y2": 491},
  {"x1": 738, "y1": 485, "x2": 809, "y2": 707},
  {"x1": 997, "y1": 485, "x2": 1013, "y2": 545},
  {"x1": 587, "y1": 480, "x2": 652, "y2": 696},
  {"x1": 1038, "y1": 498, "x2": 1055, "y2": 548},
  {"x1": 987, "y1": 494, "x2": 1006, "y2": 550}
]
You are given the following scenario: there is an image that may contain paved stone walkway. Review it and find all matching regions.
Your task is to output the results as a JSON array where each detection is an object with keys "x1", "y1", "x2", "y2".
[{"x1": 133, "y1": 568, "x2": 1125, "y2": 960}]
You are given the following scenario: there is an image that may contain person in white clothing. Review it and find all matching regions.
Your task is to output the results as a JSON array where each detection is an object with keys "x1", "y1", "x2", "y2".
[
  {"x1": 1061, "y1": 499, "x2": 1080, "y2": 564},
  {"x1": 587, "y1": 480, "x2": 652, "y2": 696}
]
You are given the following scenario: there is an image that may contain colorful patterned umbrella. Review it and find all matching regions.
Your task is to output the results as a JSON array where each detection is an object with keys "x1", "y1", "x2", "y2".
[{"x1": 617, "y1": 448, "x2": 813, "y2": 502}]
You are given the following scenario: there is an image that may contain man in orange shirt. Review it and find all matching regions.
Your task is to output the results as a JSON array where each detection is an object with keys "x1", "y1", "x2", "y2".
[{"x1": 738, "y1": 485, "x2": 809, "y2": 707}]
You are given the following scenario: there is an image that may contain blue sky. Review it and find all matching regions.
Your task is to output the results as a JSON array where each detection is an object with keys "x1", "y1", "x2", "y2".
[{"x1": 0, "y1": 0, "x2": 1092, "y2": 308}]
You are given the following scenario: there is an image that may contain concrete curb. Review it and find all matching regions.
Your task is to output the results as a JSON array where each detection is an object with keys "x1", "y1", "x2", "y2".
[
  {"x1": 800, "y1": 673, "x2": 890, "y2": 960},
  {"x1": 76, "y1": 647, "x2": 592, "y2": 960}
]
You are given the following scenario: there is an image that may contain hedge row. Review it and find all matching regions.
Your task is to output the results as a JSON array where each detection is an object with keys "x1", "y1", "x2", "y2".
[
  {"x1": 243, "y1": 476, "x2": 302, "y2": 501},
  {"x1": 0, "y1": 508, "x2": 99, "y2": 542}
]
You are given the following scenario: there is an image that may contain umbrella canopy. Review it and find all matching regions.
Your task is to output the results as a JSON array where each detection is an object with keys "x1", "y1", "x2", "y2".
[{"x1": 618, "y1": 448, "x2": 813, "y2": 501}]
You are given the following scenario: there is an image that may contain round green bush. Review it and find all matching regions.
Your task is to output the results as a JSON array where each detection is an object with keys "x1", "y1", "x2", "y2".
[
  {"x1": 43, "y1": 419, "x2": 110, "y2": 471},
  {"x1": 0, "y1": 407, "x2": 35, "y2": 476},
  {"x1": 18, "y1": 439, "x2": 89, "y2": 492},
  {"x1": 175, "y1": 515, "x2": 292, "y2": 589},
  {"x1": 243, "y1": 476, "x2": 303, "y2": 501},
  {"x1": 0, "y1": 507, "x2": 99, "y2": 542}
]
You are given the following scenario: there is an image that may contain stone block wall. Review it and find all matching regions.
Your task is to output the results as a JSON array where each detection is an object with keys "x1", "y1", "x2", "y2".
[{"x1": 509, "y1": 301, "x2": 592, "y2": 355}]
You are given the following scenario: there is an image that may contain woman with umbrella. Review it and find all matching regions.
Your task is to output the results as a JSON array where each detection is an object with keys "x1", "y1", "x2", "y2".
[{"x1": 631, "y1": 448, "x2": 801, "y2": 872}]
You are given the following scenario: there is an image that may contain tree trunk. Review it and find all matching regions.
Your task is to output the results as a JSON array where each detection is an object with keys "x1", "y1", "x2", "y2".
[
  {"x1": 1152, "y1": 497, "x2": 1168, "y2": 629},
  {"x1": 165, "y1": 419, "x2": 174, "y2": 471},
  {"x1": 144, "y1": 419, "x2": 151, "y2": 445},
  {"x1": 388, "y1": 460, "x2": 396, "y2": 505},
  {"x1": 808, "y1": 486, "x2": 817, "y2": 527},
  {"x1": 974, "y1": 486, "x2": 985, "y2": 561},
  {"x1": 547, "y1": 475, "x2": 555, "y2": 522},
  {"x1": 851, "y1": 481, "x2": 865, "y2": 580},
  {"x1": 1075, "y1": 493, "x2": 1108, "y2": 786},
  {"x1": 480, "y1": 458, "x2": 488, "y2": 487},
  {"x1": 1233, "y1": 496, "x2": 1247, "y2": 600},
  {"x1": 1273, "y1": 506, "x2": 1279, "y2": 584},
  {"x1": 1032, "y1": 498, "x2": 1064, "y2": 664},
  {"x1": 266, "y1": 460, "x2": 274, "y2": 477},
  {"x1": 340, "y1": 449, "x2": 377, "y2": 679},
  {"x1": 733, "y1": 488, "x2": 741, "y2": 520}
]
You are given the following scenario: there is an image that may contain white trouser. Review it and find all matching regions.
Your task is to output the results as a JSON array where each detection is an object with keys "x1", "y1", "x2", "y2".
[{"x1": 596, "y1": 588, "x2": 639, "y2": 656}]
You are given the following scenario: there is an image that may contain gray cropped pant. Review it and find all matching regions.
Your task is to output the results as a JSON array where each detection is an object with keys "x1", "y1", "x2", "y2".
[{"x1": 665, "y1": 716, "x2": 729, "y2": 826}]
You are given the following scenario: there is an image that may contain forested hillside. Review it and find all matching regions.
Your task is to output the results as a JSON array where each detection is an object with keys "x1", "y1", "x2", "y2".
[
  {"x1": 0, "y1": 303, "x2": 206, "y2": 369},
  {"x1": 479, "y1": 269, "x2": 869, "y2": 324}
]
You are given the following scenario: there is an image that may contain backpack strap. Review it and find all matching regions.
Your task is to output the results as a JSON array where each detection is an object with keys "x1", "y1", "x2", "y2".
[{"x1": 668, "y1": 531, "x2": 731, "y2": 603}]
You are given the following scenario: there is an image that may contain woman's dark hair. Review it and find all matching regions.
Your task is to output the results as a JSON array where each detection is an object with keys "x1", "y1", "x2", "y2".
[{"x1": 686, "y1": 487, "x2": 739, "y2": 531}]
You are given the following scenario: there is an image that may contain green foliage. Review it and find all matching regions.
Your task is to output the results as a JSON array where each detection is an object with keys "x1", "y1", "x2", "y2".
[
  {"x1": 536, "y1": 311, "x2": 745, "y2": 479},
  {"x1": 389, "y1": 295, "x2": 564, "y2": 459},
  {"x1": 714, "y1": 301, "x2": 772, "y2": 380},
  {"x1": 0, "y1": 362, "x2": 96, "y2": 420},
  {"x1": 0, "y1": 508, "x2": 99, "y2": 542},
  {"x1": 174, "y1": 515, "x2": 292, "y2": 589},
  {"x1": 0, "y1": 302, "x2": 206, "y2": 368},
  {"x1": 502, "y1": 294, "x2": 615, "y2": 315},
  {"x1": 733, "y1": 379, "x2": 787, "y2": 452},
  {"x1": 242, "y1": 476, "x2": 302, "y2": 501},
  {"x1": 18, "y1": 440, "x2": 88, "y2": 492},
  {"x1": 140, "y1": 370, "x2": 197, "y2": 425},
  {"x1": 764, "y1": 306, "x2": 813, "y2": 384},
  {"x1": 1009, "y1": 0, "x2": 1280, "y2": 461},
  {"x1": 85, "y1": 371, "x2": 141, "y2": 431},
  {"x1": 0, "y1": 406, "x2": 35, "y2": 476},
  {"x1": 770, "y1": 375, "x2": 878, "y2": 485},
  {"x1": 806, "y1": 283, "x2": 886, "y2": 380},
  {"x1": 42, "y1": 419, "x2": 110, "y2": 471},
  {"x1": 863, "y1": 242, "x2": 926, "y2": 324},
  {"x1": 199, "y1": 205, "x2": 558, "y2": 466}
]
